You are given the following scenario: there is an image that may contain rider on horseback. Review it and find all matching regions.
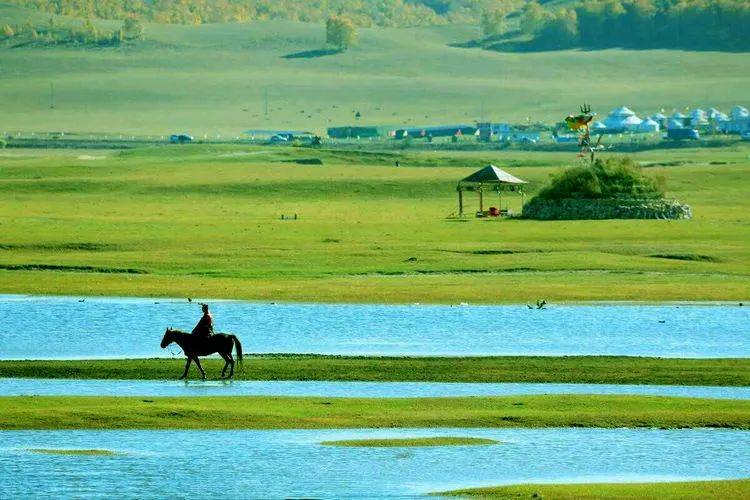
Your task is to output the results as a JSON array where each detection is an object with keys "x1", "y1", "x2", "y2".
[{"x1": 192, "y1": 303, "x2": 214, "y2": 338}]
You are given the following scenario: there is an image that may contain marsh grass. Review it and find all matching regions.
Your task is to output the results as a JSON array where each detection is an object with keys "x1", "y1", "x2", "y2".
[
  {"x1": 321, "y1": 437, "x2": 499, "y2": 447},
  {"x1": 28, "y1": 448, "x2": 120, "y2": 456},
  {"x1": 2, "y1": 395, "x2": 749, "y2": 430},
  {"x1": 2, "y1": 356, "x2": 749, "y2": 386}
]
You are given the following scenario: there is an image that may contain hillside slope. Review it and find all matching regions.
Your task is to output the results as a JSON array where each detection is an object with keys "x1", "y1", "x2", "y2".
[{"x1": 0, "y1": 4, "x2": 748, "y2": 136}]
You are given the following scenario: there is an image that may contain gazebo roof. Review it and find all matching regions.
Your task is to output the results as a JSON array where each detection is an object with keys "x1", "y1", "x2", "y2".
[{"x1": 460, "y1": 165, "x2": 527, "y2": 185}]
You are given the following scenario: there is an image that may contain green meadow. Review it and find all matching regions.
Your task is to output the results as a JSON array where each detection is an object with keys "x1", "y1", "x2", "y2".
[
  {"x1": 0, "y1": 144, "x2": 748, "y2": 302},
  {"x1": 1, "y1": 3, "x2": 749, "y2": 136},
  {"x1": 3, "y1": 356, "x2": 749, "y2": 386},
  {"x1": 2, "y1": 395, "x2": 749, "y2": 430}
]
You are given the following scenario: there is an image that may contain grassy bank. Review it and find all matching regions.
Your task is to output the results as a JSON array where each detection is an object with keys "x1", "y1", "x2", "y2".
[
  {"x1": 435, "y1": 478, "x2": 750, "y2": 499},
  {"x1": 1, "y1": 395, "x2": 749, "y2": 430},
  {"x1": 0, "y1": 146, "x2": 748, "y2": 303},
  {"x1": 2, "y1": 356, "x2": 750, "y2": 386}
]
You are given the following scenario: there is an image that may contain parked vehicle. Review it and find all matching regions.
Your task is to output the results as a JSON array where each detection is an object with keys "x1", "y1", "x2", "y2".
[
  {"x1": 169, "y1": 134, "x2": 194, "y2": 144},
  {"x1": 269, "y1": 134, "x2": 289, "y2": 143},
  {"x1": 665, "y1": 128, "x2": 699, "y2": 140}
]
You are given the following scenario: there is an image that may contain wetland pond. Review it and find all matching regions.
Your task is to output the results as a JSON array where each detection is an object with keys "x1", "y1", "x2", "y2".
[
  {"x1": 3, "y1": 378, "x2": 750, "y2": 399},
  {"x1": 1, "y1": 428, "x2": 749, "y2": 498},
  {"x1": 0, "y1": 295, "x2": 747, "y2": 359}
]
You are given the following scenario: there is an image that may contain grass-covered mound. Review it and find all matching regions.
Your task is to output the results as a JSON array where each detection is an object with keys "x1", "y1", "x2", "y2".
[
  {"x1": 434, "y1": 478, "x2": 750, "y2": 499},
  {"x1": 321, "y1": 437, "x2": 498, "y2": 447},
  {"x1": 28, "y1": 448, "x2": 119, "y2": 456},
  {"x1": 523, "y1": 158, "x2": 691, "y2": 220}
]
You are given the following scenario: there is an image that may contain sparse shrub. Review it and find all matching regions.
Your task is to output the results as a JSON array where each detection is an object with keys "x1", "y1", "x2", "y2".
[
  {"x1": 2, "y1": 24, "x2": 14, "y2": 37},
  {"x1": 122, "y1": 18, "x2": 144, "y2": 41}
]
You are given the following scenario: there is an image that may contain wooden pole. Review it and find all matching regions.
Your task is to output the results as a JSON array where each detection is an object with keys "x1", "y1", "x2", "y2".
[
  {"x1": 458, "y1": 187, "x2": 463, "y2": 216},
  {"x1": 479, "y1": 187, "x2": 484, "y2": 213}
]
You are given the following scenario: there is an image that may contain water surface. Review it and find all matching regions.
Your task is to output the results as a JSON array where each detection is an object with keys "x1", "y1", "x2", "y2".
[
  {"x1": 1, "y1": 295, "x2": 747, "y2": 359},
  {"x1": 2, "y1": 378, "x2": 749, "y2": 399},
  {"x1": 1, "y1": 428, "x2": 749, "y2": 498}
]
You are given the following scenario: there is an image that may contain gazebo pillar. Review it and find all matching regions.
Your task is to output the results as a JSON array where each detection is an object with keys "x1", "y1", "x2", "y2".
[
  {"x1": 458, "y1": 186, "x2": 464, "y2": 216},
  {"x1": 478, "y1": 187, "x2": 484, "y2": 212}
]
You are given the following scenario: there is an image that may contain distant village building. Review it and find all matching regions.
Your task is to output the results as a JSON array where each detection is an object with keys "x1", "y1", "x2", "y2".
[
  {"x1": 604, "y1": 106, "x2": 642, "y2": 131},
  {"x1": 718, "y1": 105, "x2": 750, "y2": 133},
  {"x1": 477, "y1": 122, "x2": 512, "y2": 141},
  {"x1": 393, "y1": 124, "x2": 477, "y2": 140},
  {"x1": 327, "y1": 126, "x2": 382, "y2": 139}
]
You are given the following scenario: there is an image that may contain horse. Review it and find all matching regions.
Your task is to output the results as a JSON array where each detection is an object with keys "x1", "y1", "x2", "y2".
[{"x1": 160, "y1": 328, "x2": 243, "y2": 380}]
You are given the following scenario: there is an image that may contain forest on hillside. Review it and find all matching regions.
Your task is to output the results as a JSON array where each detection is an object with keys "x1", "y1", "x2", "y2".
[
  {"x1": 501, "y1": 0, "x2": 750, "y2": 51},
  {"x1": 6, "y1": 0, "x2": 483, "y2": 27}
]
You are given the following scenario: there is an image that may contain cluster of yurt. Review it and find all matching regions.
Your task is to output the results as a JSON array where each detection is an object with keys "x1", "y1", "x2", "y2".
[{"x1": 599, "y1": 105, "x2": 748, "y2": 133}]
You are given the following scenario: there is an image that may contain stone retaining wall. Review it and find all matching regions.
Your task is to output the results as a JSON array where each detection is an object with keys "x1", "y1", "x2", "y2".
[{"x1": 522, "y1": 198, "x2": 692, "y2": 220}]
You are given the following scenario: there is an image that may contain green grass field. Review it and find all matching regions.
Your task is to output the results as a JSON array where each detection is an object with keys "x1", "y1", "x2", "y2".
[
  {"x1": 0, "y1": 145, "x2": 748, "y2": 302},
  {"x1": 434, "y1": 479, "x2": 750, "y2": 499},
  {"x1": 1, "y1": 3, "x2": 748, "y2": 136},
  {"x1": 3, "y1": 356, "x2": 749, "y2": 386},
  {"x1": 2, "y1": 395, "x2": 748, "y2": 430}
]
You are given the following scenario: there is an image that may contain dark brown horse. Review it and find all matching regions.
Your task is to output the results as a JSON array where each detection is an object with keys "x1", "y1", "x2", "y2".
[{"x1": 160, "y1": 328, "x2": 243, "y2": 380}]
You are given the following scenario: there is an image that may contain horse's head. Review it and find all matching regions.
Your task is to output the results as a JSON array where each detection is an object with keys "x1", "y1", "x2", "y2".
[{"x1": 160, "y1": 327, "x2": 175, "y2": 348}]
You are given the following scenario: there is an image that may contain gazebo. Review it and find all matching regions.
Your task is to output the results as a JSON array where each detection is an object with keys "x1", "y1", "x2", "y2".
[{"x1": 457, "y1": 165, "x2": 527, "y2": 217}]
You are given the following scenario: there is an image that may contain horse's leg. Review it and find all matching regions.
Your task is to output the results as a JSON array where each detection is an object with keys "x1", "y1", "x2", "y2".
[
  {"x1": 219, "y1": 353, "x2": 230, "y2": 378},
  {"x1": 193, "y1": 357, "x2": 206, "y2": 380},
  {"x1": 227, "y1": 353, "x2": 235, "y2": 378},
  {"x1": 179, "y1": 357, "x2": 192, "y2": 380}
]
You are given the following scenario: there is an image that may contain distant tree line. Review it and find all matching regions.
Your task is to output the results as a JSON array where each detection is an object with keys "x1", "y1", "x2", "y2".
[
  {"x1": 7, "y1": 0, "x2": 480, "y2": 27},
  {"x1": 520, "y1": 0, "x2": 750, "y2": 51},
  {"x1": 0, "y1": 16, "x2": 144, "y2": 47}
]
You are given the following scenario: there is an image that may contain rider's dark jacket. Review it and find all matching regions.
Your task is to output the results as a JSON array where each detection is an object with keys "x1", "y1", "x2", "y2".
[{"x1": 192, "y1": 313, "x2": 214, "y2": 338}]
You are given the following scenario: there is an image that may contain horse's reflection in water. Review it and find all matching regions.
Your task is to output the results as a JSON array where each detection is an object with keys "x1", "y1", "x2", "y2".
[{"x1": 160, "y1": 328, "x2": 243, "y2": 380}]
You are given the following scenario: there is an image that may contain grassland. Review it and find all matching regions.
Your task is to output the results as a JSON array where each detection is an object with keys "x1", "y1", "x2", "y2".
[
  {"x1": 321, "y1": 437, "x2": 498, "y2": 447},
  {"x1": 434, "y1": 479, "x2": 750, "y2": 499},
  {"x1": 1, "y1": 4, "x2": 749, "y2": 136},
  {"x1": 2, "y1": 394, "x2": 748, "y2": 430},
  {"x1": 3, "y1": 356, "x2": 750, "y2": 386},
  {"x1": 1, "y1": 145, "x2": 749, "y2": 302}
]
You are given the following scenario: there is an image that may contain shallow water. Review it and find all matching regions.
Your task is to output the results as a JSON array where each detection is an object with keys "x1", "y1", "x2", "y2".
[
  {"x1": 3, "y1": 378, "x2": 750, "y2": 399},
  {"x1": 1, "y1": 428, "x2": 749, "y2": 498},
  {"x1": 0, "y1": 295, "x2": 747, "y2": 359}
]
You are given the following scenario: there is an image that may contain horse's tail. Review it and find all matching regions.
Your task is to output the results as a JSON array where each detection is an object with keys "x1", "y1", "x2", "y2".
[{"x1": 231, "y1": 335, "x2": 243, "y2": 367}]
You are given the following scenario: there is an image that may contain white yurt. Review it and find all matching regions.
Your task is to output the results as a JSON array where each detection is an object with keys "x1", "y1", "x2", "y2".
[
  {"x1": 604, "y1": 106, "x2": 641, "y2": 130},
  {"x1": 638, "y1": 117, "x2": 660, "y2": 132},
  {"x1": 707, "y1": 108, "x2": 726, "y2": 121},
  {"x1": 690, "y1": 108, "x2": 708, "y2": 125},
  {"x1": 592, "y1": 121, "x2": 607, "y2": 132},
  {"x1": 730, "y1": 105, "x2": 749, "y2": 119}
]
